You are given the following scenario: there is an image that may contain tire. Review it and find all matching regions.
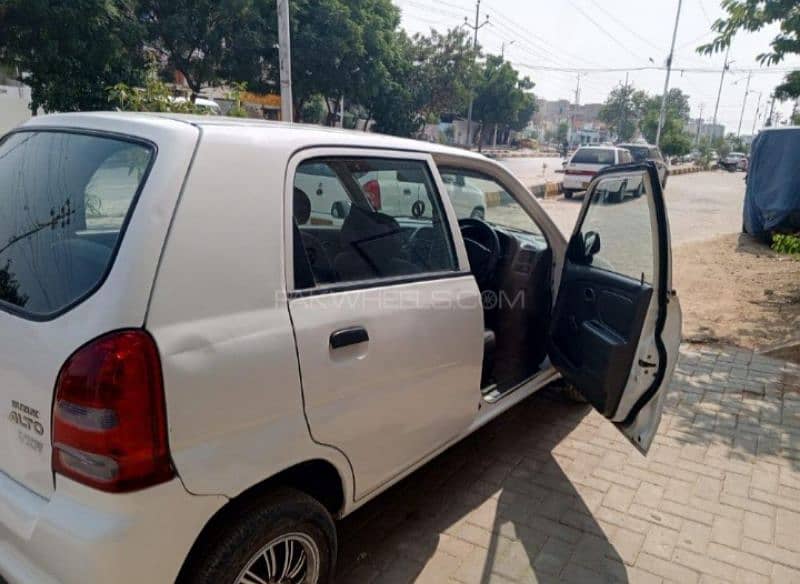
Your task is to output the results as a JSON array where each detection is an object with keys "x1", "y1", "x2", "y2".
[
  {"x1": 610, "y1": 188, "x2": 624, "y2": 204},
  {"x1": 180, "y1": 488, "x2": 336, "y2": 584},
  {"x1": 470, "y1": 206, "x2": 485, "y2": 220},
  {"x1": 563, "y1": 190, "x2": 574, "y2": 199},
  {"x1": 561, "y1": 383, "x2": 588, "y2": 403},
  {"x1": 633, "y1": 182, "x2": 644, "y2": 198}
]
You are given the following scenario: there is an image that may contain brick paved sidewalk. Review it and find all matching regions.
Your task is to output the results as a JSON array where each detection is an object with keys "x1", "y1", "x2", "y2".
[{"x1": 336, "y1": 346, "x2": 800, "y2": 583}]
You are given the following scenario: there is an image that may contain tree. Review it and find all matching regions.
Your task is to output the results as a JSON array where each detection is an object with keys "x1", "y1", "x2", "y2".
[
  {"x1": 640, "y1": 88, "x2": 693, "y2": 156},
  {"x1": 409, "y1": 28, "x2": 480, "y2": 120},
  {"x1": 471, "y1": 55, "x2": 536, "y2": 149},
  {"x1": 698, "y1": 0, "x2": 800, "y2": 99},
  {"x1": 598, "y1": 85, "x2": 648, "y2": 141},
  {"x1": 0, "y1": 0, "x2": 145, "y2": 113},
  {"x1": 136, "y1": 0, "x2": 267, "y2": 100}
]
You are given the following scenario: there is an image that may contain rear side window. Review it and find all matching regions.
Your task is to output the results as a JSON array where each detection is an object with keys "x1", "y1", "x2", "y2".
[
  {"x1": 0, "y1": 131, "x2": 153, "y2": 318},
  {"x1": 571, "y1": 149, "x2": 616, "y2": 165}
]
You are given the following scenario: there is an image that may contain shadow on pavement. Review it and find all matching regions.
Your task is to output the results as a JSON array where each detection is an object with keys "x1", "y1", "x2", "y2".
[{"x1": 336, "y1": 389, "x2": 629, "y2": 583}]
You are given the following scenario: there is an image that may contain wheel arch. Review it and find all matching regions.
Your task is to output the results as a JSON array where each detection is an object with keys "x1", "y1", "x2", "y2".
[{"x1": 176, "y1": 458, "x2": 347, "y2": 582}]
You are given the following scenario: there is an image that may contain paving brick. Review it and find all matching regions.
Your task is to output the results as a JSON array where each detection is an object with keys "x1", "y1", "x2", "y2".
[
  {"x1": 602, "y1": 484, "x2": 636, "y2": 513},
  {"x1": 678, "y1": 520, "x2": 712, "y2": 555},
  {"x1": 775, "y1": 508, "x2": 800, "y2": 553},
  {"x1": 772, "y1": 564, "x2": 800, "y2": 584},
  {"x1": 744, "y1": 511, "x2": 773, "y2": 544},
  {"x1": 707, "y1": 542, "x2": 774, "y2": 576},
  {"x1": 638, "y1": 551, "x2": 700, "y2": 584},
  {"x1": 673, "y1": 547, "x2": 738, "y2": 581},
  {"x1": 642, "y1": 525, "x2": 679, "y2": 559},
  {"x1": 743, "y1": 537, "x2": 800, "y2": 570},
  {"x1": 711, "y1": 515, "x2": 742, "y2": 548}
]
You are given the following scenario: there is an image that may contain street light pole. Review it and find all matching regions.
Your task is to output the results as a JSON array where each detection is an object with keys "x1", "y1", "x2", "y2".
[
  {"x1": 656, "y1": 0, "x2": 682, "y2": 147},
  {"x1": 736, "y1": 71, "x2": 751, "y2": 138},
  {"x1": 751, "y1": 91, "x2": 762, "y2": 135},
  {"x1": 465, "y1": 0, "x2": 489, "y2": 149},
  {"x1": 277, "y1": 0, "x2": 293, "y2": 123},
  {"x1": 711, "y1": 44, "x2": 731, "y2": 137}
]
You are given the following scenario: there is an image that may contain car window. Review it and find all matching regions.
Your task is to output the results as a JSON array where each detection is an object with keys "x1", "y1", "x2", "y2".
[
  {"x1": 571, "y1": 149, "x2": 616, "y2": 165},
  {"x1": 580, "y1": 172, "x2": 654, "y2": 283},
  {"x1": 619, "y1": 150, "x2": 632, "y2": 164},
  {"x1": 293, "y1": 158, "x2": 457, "y2": 288},
  {"x1": 0, "y1": 131, "x2": 153, "y2": 318},
  {"x1": 649, "y1": 148, "x2": 663, "y2": 161},
  {"x1": 623, "y1": 146, "x2": 649, "y2": 162},
  {"x1": 439, "y1": 167, "x2": 542, "y2": 236}
]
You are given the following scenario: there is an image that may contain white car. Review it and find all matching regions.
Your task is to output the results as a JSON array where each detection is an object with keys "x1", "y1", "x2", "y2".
[
  {"x1": 562, "y1": 145, "x2": 633, "y2": 199},
  {"x1": 0, "y1": 113, "x2": 681, "y2": 584}
]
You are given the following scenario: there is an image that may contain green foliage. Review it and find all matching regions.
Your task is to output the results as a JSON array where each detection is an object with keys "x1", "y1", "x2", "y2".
[
  {"x1": 0, "y1": 0, "x2": 145, "y2": 113},
  {"x1": 107, "y1": 70, "x2": 208, "y2": 113},
  {"x1": 640, "y1": 89, "x2": 693, "y2": 156},
  {"x1": 772, "y1": 233, "x2": 800, "y2": 255},
  {"x1": 698, "y1": 1, "x2": 800, "y2": 99},
  {"x1": 598, "y1": 85, "x2": 649, "y2": 141},
  {"x1": 136, "y1": 0, "x2": 267, "y2": 98},
  {"x1": 557, "y1": 121, "x2": 569, "y2": 143},
  {"x1": 472, "y1": 55, "x2": 536, "y2": 148}
]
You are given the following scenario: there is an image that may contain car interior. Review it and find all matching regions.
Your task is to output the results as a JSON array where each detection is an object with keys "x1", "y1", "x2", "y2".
[{"x1": 293, "y1": 159, "x2": 554, "y2": 399}]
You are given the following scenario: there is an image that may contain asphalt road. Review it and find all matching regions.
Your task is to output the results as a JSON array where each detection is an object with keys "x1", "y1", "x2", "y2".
[{"x1": 496, "y1": 160, "x2": 747, "y2": 246}]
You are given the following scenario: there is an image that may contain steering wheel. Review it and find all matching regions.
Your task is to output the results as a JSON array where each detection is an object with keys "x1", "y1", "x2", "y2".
[{"x1": 458, "y1": 217, "x2": 501, "y2": 288}]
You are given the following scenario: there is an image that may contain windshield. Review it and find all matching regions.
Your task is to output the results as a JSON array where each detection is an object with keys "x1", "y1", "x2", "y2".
[
  {"x1": 571, "y1": 149, "x2": 616, "y2": 165},
  {"x1": 0, "y1": 131, "x2": 153, "y2": 317},
  {"x1": 438, "y1": 168, "x2": 542, "y2": 235}
]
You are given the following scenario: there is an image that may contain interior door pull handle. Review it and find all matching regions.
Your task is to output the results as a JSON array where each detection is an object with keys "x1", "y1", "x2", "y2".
[{"x1": 330, "y1": 327, "x2": 369, "y2": 349}]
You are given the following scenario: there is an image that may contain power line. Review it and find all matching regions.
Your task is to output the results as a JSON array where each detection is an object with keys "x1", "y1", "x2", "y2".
[
  {"x1": 565, "y1": 0, "x2": 647, "y2": 63},
  {"x1": 509, "y1": 62, "x2": 796, "y2": 74},
  {"x1": 585, "y1": 0, "x2": 662, "y2": 52}
]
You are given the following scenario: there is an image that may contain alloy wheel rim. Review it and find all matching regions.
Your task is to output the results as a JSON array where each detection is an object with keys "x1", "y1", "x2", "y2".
[{"x1": 235, "y1": 532, "x2": 320, "y2": 584}]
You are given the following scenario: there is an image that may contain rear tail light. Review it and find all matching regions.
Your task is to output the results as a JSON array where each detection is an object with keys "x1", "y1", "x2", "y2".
[
  {"x1": 363, "y1": 179, "x2": 382, "y2": 210},
  {"x1": 52, "y1": 330, "x2": 173, "y2": 493}
]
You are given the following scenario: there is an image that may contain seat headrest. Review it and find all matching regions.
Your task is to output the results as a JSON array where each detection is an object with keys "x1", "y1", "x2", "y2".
[
  {"x1": 340, "y1": 204, "x2": 400, "y2": 244},
  {"x1": 294, "y1": 187, "x2": 311, "y2": 225}
]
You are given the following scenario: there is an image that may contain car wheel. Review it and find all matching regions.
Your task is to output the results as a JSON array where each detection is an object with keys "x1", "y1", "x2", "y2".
[
  {"x1": 610, "y1": 188, "x2": 624, "y2": 204},
  {"x1": 561, "y1": 383, "x2": 588, "y2": 403},
  {"x1": 633, "y1": 183, "x2": 644, "y2": 198},
  {"x1": 563, "y1": 190, "x2": 574, "y2": 199},
  {"x1": 470, "y1": 206, "x2": 485, "y2": 220},
  {"x1": 180, "y1": 488, "x2": 336, "y2": 584}
]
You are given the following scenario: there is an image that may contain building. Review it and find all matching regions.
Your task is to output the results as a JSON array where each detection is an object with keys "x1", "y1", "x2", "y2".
[
  {"x1": 0, "y1": 64, "x2": 34, "y2": 134},
  {"x1": 685, "y1": 118, "x2": 725, "y2": 141},
  {"x1": 532, "y1": 99, "x2": 606, "y2": 145}
]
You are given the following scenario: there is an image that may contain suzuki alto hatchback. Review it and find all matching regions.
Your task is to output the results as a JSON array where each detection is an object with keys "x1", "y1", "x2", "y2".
[{"x1": 0, "y1": 113, "x2": 681, "y2": 584}]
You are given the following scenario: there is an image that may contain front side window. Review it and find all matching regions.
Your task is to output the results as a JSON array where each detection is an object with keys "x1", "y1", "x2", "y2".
[
  {"x1": 438, "y1": 168, "x2": 542, "y2": 236},
  {"x1": 0, "y1": 131, "x2": 153, "y2": 317},
  {"x1": 293, "y1": 158, "x2": 456, "y2": 288},
  {"x1": 580, "y1": 172, "x2": 655, "y2": 283}
]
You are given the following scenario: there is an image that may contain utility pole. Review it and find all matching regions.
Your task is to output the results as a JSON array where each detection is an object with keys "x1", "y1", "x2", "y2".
[
  {"x1": 656, "y1": 0, "x2": 683, "y2": 147},
  {"x1": 766, "y1": 93, "x2": 776, "y2": 126},
  {"x1": 695, "y1": 103, "x2": 704, "y2": 145},
  {"x1": 571, "y1": 73, "x2": 581, "y2": 146},
  {"x1": 711, "y1": 44, "x2": 731, "y2": 137},
  {"x1": 736, "y1": 71, "x2": 751, "y2": 138},
  {"x1": 465, "y1": 0, "x2": 489, "y2": 148},
  {"x1": 617, "y1": 72, "x2": 629, "y2": 142},
  {"x1": 277, "y1": 0, "x2": 293, "y2": 123},
  {"x1": 751, "y1": 91, "x2": 762, "y2": 135},
  {"x1": 501, "y1": 40, "x2": 514, "y2": 58}
]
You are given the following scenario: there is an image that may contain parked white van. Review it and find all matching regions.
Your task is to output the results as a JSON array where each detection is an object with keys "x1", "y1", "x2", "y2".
[{"x1": 0, "y1": 113, "x2": 681, "y2": 584}]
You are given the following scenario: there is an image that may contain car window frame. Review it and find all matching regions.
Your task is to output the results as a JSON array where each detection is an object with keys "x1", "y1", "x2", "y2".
[
  {"x1": 284, "y1": 147, "x2": 470, "y2": 297},
  {"x1": 0, "y1": 127, "x2": 158, "y2": 322}
]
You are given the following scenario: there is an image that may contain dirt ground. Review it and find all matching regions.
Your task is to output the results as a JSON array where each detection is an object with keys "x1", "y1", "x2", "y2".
[{"x1": 674, "y1": 232, "x2": 800, "y2": 359}]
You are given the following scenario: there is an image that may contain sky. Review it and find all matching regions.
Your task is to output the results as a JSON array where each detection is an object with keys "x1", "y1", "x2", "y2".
[{"x1": 393, "y1": 0, "x2": 800, "y2": 134}]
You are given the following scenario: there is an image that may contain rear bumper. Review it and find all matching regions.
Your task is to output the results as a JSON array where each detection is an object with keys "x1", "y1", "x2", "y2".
[
  {"x1": 562, "y1": 175, "x2": 591, "y2": 190},
  {"x1": 0, "y1": 472, "x2": 225, "y2": 584}
]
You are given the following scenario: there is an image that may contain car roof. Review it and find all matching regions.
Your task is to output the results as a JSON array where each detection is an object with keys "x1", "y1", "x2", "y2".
[
  {"x1": 617, "y1": 143, "x2": 655, "y2": 148},
  {"x1": 19, "y1": 111, "x2": 488, "y2": 161},
  {"x1": 575, "y1": 145, "x2": 624, "y2": 151}
]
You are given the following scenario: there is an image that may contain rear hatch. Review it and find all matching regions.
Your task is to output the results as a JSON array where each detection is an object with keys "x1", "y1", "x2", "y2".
[
  {"x1": 565, "y1": 148, "x2": 616, "y2": 185},
  {"x1": 0, "y1": 126, "x2": 163, "y2": 497}
]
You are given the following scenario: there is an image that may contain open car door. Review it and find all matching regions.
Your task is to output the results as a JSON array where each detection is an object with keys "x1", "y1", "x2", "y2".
[{"x1": 548, "y1": 163, "x2": 682, "y2": 454}]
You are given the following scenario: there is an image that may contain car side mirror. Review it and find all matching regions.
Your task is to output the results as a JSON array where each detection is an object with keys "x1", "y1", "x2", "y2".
[
  {"x1": 584, "y1": 231, "x2": 601, "y2": 258},
  {"x1": 330, "y1": 200, "x2": 351, "y2": 219}
]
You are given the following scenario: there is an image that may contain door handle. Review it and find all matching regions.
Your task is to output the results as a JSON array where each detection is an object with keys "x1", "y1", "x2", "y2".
[{"x1": 330, "y1": 326, "x2": 369, "y2": 349}]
